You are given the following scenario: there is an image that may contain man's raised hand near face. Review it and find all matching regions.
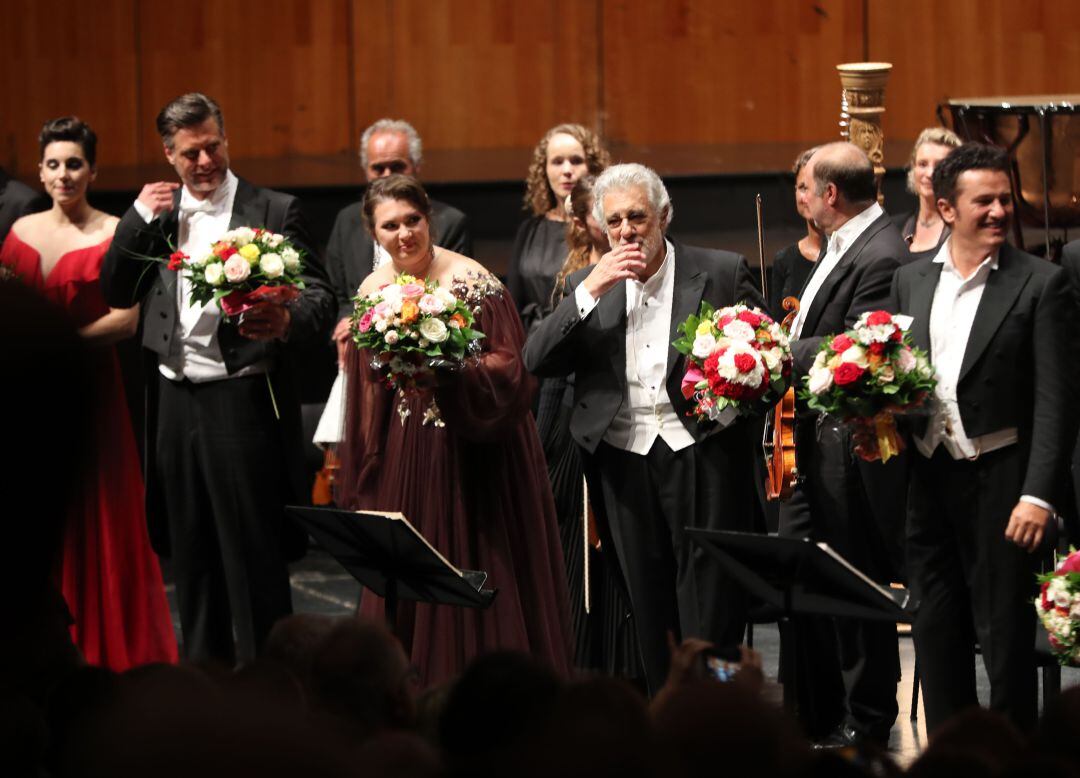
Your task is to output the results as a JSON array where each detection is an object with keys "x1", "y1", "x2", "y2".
[{"x1": 581, "y1": 241, "x2": 648, "y2": 300}]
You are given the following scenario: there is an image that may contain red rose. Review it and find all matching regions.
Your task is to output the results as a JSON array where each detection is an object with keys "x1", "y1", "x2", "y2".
[
  {"x1": 219, "y1": 246, "x2": 238, "y2": 260},
  {"x1": 733, "y1": 352, "x2": 757, "y2": 373},
  {"x1": 834, "y1": 362, "x2": 865, "y2": 386},
  {"x1": 890, "y1": 327, "x2": 903, "y2": 342},
  {"x1": 737, "y1": 310, "x2": 762, "y2": 328},
  {"x1": 868, "y1": 342, "x2": 886, "y2": 356},
  {"x1": 167, "y1": 251, "x2": 187, "y2": 271},
  {"x1": 703, "y1": 351, "x2": 721, "y2": 379},
  {"x1": 717, "y1": 314, "x2": 734, "y2": 329},
  {"x1": 831, "y1": 334, "x2": 855, "y2": 353},
  {"x1": 867, "y1": 311, "x2": 893, "y2": 326}
]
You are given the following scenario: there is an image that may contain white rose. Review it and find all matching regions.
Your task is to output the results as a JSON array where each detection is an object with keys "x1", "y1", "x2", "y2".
[
  {"x1": 721, "y1": 319, "x2": 756, "y2": 342},
  {"x1": 231, "y1": 226, "x2": 256, "y2": 246},
  {"x1": 374, "y1": 318, "x2": 388, "y2": 333},
  {"x1": 190, "y1": 253, "x2": 213, "y2": 268},
  {"x1": 840, "y1": 344, "x2": 869, "y2": 368},
  {"x1": 762, "y1": 346, "x2": 784, "y2": 371},
  {"x1": 223, "y1": 255, "x2": 251, "y2": 283},
  {"x1": 1050, "y1": 578, "x2": 1071, "y2": 608},
  {"x1": 434, "y1": 287, "x2": 457, "y2": 307},
  {"x1": 384, "y1": 329, "x2": 400, "y2": 345},
  {"x1": 808, "y1": 366, "x2": 833, "y2": 394},
  {"x1": 380, "y1": 284, "x2": 403, "y2": 305},
  {"x1": 812, "y1": 350, "x2": 828, "y2": 370},
  {"x1": 692, "y1": 333, "x2": 717, "y2": 359},
  {"x1": 259, "y1": 253, "x2": 284, "y2": 278},
  {"x1": 263, "y1": 232, "x2": 285, "y2": 248},
  {"x1": 281, "y1": 246, "x2": 301, "y2": 273},
  {"x1": 417, "y1": 317, "x2": 448, "y2": 343},
  {"x1": 418, "y1": 338, "x2": 430, "y2": 348},
  {"x1": 204, "y1": 262, "x2": 225, "y2": 286}
]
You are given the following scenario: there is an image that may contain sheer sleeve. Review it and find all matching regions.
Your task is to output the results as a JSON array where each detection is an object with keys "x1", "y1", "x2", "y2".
[
  {"x1": 335, "y1": 339, "x2": 392, "y2": 509},
  {"x1": 437, "y1": 276, "x2": 537, "y2": 442}
]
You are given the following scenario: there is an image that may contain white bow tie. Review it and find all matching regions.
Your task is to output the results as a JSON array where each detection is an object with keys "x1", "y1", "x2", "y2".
[{"x1": 179, "y1": 198, "x2": 216, "y2": 216}]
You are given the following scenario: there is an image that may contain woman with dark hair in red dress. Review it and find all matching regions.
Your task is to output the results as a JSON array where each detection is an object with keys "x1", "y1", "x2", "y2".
[{"x1": 0, "y1": 117, "x2": 177, "y2": 670}]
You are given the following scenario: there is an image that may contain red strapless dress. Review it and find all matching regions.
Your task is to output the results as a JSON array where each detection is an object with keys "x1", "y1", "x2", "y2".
[{"x1": 1, "y1": 231, "x2": 178, "y2": 671}]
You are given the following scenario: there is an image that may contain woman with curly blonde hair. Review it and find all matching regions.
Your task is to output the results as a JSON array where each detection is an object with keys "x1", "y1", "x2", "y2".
[{"x1": 507, "y1": 123, "x2": 609, "y2": 333}]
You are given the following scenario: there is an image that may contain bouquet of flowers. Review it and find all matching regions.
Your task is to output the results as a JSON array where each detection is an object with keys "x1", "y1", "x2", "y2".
[
  {"x1": 350, "y1": 273, "x2": 485, "y2": 425},
  {"x1": 165, "y1": 226, "x2": 306, "y2": 317},
  {"x1": 800, "y1": 310, "x2": 935, "y2": 462},
  {"x1": 1036, "y1": 550, "x2": 1080, "y2": 665},
  {"x1": 672, "y1": 302, "x2": 793, "y2": 426}
]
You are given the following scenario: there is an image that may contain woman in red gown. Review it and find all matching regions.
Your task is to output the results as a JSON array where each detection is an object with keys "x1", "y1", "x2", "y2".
[
  {"x1": 338, "y1": 175, "x2": 572, "y2": 686},
  {"x1": 0, "y1": 117, "x2": 177, "y2": 670}
]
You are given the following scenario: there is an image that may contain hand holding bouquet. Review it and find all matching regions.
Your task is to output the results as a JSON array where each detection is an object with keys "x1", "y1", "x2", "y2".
[
  {"x1": 1036, "y1": 550, "x2": 1080, "y2": 665},
  {"x1": 165, "y1": 226, "x2": 306, "y2": 317},
  {"x1": 673, "y1": 302, "x2": 793, "y2": 426},
  {"x1": 350, "y1": 274, "x2": 485, "y2": 425},
  {"x1": 800, "y1": 310, "x2": 935, "y2": 463}
]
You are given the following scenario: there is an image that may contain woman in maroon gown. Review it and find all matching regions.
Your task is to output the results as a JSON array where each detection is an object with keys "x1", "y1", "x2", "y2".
[
  {"x1": 0, "y1": 117, "x2": 177, "y2": 671},
  {"x1": 338, "y1": 175, "x2": 572, "y2": 686}
]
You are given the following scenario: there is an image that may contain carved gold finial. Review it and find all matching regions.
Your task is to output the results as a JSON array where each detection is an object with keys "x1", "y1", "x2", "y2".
[{"x1": 837, "y1": 62, "x2": 892, "y2": 204}]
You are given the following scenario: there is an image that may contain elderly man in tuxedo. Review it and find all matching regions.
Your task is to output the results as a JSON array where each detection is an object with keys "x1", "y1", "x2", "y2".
[
  {"x1": 524, "y1": 163, "x2": 765, "y2": 693},
  {"x1": 326, "y1": 119, "x2": 471, "y2": 364},
  {"x1": 894, "y1": 143, "x2": 1076, "y2": 732},
  {"x1": 779, "y1": 142, "x2": 908, "y2": 747},
  {"x1": 100, "y1": 92, "x2": 334, "y2": 664}
]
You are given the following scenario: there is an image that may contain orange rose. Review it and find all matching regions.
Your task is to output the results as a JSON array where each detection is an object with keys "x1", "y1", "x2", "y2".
[
  {"x1": 400, "y1": 300, "x2": 419, "y2": 323},
  {"x1": 449, "y1": 313, "x2": 465, "y2": 329}
]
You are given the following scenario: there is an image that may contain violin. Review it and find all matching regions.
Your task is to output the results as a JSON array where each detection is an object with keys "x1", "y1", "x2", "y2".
[
  {"x1": 764, "y1": 298, "x2": 799, "y2": 501},
  {"x1": 754, "y1": 194, "x2": 798, "y2": 501}
]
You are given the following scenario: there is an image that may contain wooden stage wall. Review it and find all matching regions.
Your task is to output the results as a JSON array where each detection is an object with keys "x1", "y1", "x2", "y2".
[{"x1": 2, "y1": 0, "x2": 1078, "y2": 180}]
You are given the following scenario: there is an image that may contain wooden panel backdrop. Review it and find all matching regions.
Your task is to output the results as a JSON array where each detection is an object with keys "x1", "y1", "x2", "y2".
[
  {"x1": 602, "y1": 0, "x2": 865, "y2": 145},
  {"x1": 2, "y1": 0, "x2": 1078, "y2": 180},
  {"x1": 868, "y1": 0, "x2": 1080, "y2": 149},
  {"x1": 350, "y1": 0, "x2": 602, "y2": 152},
  {"x1": 0, "y1": 0, "x2": 140, "y2": 174}
]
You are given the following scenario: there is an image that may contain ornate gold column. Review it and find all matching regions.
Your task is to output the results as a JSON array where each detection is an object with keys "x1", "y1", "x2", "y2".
[{"x1": 837, "y1": 62, "x2": 892, "y2": 203}]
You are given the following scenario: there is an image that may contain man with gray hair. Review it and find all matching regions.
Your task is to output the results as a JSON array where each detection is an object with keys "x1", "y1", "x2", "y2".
[
  {"x1": 326, "y1": 119, "x2": 471, "y2": 363},
  {"x1": 101, "y1": 92, "x2": 334, "y2": 664},
  {"x1": 524, "y1": 163, "x2": 765, "y2": 693}
]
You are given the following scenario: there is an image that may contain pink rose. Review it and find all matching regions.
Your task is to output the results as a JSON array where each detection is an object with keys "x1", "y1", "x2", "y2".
[
  {"x1": 357, "y1": 310, "x2": 374, "y2": 333},
  {"x1": 373, "y1": 301, "x2": 391, "y2": 318},
  {"x1": 400, "y1": 282, "x2": 425, "y2": 300},
  {"x1": 681, "y1": 364, "x2": 706, "y2": 400},
  {"x1": 1059, "y1": 550, "x2": 1080, "y2": 574},
  {"x1": 418, "y1": 293, "x2": 445, "y2": 315},
  {"x1": 831, "y1": 334, "x2": 855, "y2": 353},
  {"x1": 223, "y1": 255, "x2": 251, "y2": 283}
]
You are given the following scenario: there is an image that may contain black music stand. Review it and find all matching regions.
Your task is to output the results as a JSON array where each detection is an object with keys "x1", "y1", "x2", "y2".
[
  {"x1": 686, "y1": 529, "x2": 918, "y2": 708},
  {"x1": 287, "y1": 506, "x2": 497, "y2": 623}
]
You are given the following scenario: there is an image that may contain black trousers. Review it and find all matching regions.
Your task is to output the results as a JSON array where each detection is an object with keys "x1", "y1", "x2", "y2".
[
  {"x1": 908, "y1": 446, "x2": 1039, "y2": 733},
  {"x1": 584, "y1": 430, "x2": 758, "y2": 694},
  {"x1": 156, "y1": 374, "x2": 293, "y2": 663},
  {"x1": 778, "y1": 418, "x2": 903, "y2": 740}
]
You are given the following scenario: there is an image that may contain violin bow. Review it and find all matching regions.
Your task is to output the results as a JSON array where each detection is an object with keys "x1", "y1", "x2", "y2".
[{"x1": 755, "y1": 193, "x2": 768, "y2": 301}]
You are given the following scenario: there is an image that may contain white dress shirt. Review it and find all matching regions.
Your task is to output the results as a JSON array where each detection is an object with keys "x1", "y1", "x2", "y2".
[
  {"x1": 914, "y1": 238, "x2": 1050, "y2": 512},
  {"x1": 791, "y1": 201, "x2": 883, "y2": 338},
  {"x1": 134, "y1": 171, "x2": 268, "y2": 382},
  {"x1": 574, "y1": 239, "x2": 695, "y2": 455}
]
